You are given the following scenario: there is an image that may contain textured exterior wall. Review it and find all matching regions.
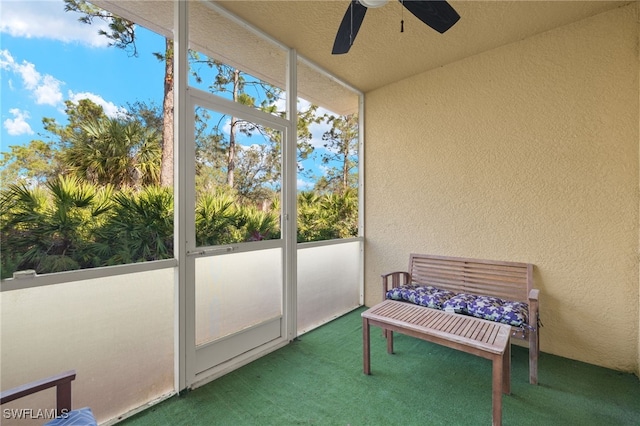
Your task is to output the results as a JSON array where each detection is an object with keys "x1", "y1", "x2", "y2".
[{"x1": 364, "y1": 4, "x2": 639, "y2": 374}]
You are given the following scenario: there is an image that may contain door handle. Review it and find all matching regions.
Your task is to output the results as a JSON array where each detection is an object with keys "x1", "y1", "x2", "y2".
[{"x1": 186, "y1": 246, "x2": 234, "y2": 256}]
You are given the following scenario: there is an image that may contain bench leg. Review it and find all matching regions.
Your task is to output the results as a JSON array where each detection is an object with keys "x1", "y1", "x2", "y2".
[
  {"x1": 492, "y1": 355, "x2": 503, "y2": 426},
  {"x1": 363, "y1": 317, "x2": 371, "y2": 375},
  {"x1": 529, "y1": 329, "x2": 539, "y2": 385},
  {"x1": 386, "y1": 330, "x2": 394, "y2": 354},
  {"x1": 503, "y1": 343, "x2": 511, "y2": 395}
]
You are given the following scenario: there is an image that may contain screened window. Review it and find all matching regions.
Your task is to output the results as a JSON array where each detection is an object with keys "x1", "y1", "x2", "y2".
[
  {"x1": 0, "y1": 2, "x2": 174, "y2": 278},
  {"x1": 296, "y1": 58, "x2": 360, "y2": 242}
]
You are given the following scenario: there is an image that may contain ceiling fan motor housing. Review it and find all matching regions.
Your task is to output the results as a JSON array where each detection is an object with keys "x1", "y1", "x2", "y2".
[{"x1": 359, "y1": 0, "x2": 388, "y2": 8}]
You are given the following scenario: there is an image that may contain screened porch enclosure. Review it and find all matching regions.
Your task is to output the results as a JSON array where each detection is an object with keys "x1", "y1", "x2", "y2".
[{"x1": 0, "y1": 1, "x2": 363, "y2": 424}]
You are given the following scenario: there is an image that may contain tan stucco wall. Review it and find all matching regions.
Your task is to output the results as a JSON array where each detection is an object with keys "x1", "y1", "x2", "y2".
[{"x1": 364, "y1": 4, "x2": 639, "y2": 374}]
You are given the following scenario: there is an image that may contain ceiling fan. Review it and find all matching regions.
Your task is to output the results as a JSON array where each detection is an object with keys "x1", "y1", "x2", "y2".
[{"x1": 332, "y1": 0, "x2": 460, "y2": 54}]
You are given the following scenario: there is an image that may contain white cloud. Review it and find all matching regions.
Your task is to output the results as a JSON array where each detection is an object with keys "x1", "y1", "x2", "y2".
[
  {"x1": 297, "y1": 178, "x2": 314, "y2": 191},
  {"x1": 68, "y1": 91, "x2": 127, "y2": 118},
  {"x1": 15, "y1": 60, "x2": 40, "y2": 90},
  {"x1": 1, "y1": 49, "x2": 64, "y2": 107},
  {"x1": 272, "y1": 97, "x2": 288, "y2": 113},
  {"x1": 0, "y1": 0, "x2": 111, "y2": 47},
  {"x1": 0, "y1": 49, "x2": 21, "y2": 74},
  {"x1": 4, "y1": 108, "x2": 34, "y2": 136},
  {"x1": 318, "y1": 164, "x2": 330, "y2": 176},
  {"x1": 35, "y1": 75, "x2": 64, "y2": 106}
]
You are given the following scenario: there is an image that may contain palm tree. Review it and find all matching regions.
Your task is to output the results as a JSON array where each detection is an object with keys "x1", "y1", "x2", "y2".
[
  {"x1": 98, "y1": 186, "x2": 173, "y2": 264},
  {"x1": 319, "y1": 188, "x2": 358, "y2": 239},
  {"x1": 239, "y1": 206, "x2": 280, "y2": 241},
  {"x1": 297, "y1": 191, "x2": 324, "y2": 242},
  {"x1": 195, "y1": 190, "x2": 242, "y2": 246},
  {"x1": 63, "y1": 117, "x2": 161, "y2": 189},
  {"x1": 296, "y1": 189, "x2": 358, "y2": 242},
  {"x1": 0, "y1": 176, "x2": 111, "y2": 276}
]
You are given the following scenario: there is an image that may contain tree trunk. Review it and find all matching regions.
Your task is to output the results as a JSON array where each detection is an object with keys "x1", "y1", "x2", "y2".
[
  {"x1": 227, "y1": 69, "x2": 241, "y2": 188},
  {"x1": 227, "y1": 121, "x2": 236, "y2": 188},
  {"x1": 342, "y1": 147, "x2": 349, "y2": 193},
  {"x1": 160, "y1": 38, "x2": 174, "y2": 187}
]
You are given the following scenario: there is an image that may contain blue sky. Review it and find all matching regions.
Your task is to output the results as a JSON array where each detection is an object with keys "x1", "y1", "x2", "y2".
[{"x1": 1, "y1": 0, "x2": 166, "y2": 150}]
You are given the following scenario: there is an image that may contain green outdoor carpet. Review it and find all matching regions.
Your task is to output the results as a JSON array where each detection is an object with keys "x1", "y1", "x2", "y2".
[{"x1": 121, "y1": 307, "x2": 639, "y2": 426}]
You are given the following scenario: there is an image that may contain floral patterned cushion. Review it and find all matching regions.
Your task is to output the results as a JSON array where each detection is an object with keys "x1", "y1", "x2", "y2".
[
  {"x1": 442, "y1": 293, "x2": 477, "y2": 314},
  {"x1": 386, "y1": 284, "x2": 421, "y2": 301},
  {"x1": 412, "y1": 287, "x2": 456, "y2": 309},
  {"x1": 468, "y1": 296, "x2": 529, "y2": 327},
  {"x1": 386, "y1": 284, "x2": 455, "y2": 309},
  {"x1": 386, "y1": 285, "x2": 529, "y2": 328},
  {"x1": 403, "y1": 285, "x2": 433, "y2": 304}
]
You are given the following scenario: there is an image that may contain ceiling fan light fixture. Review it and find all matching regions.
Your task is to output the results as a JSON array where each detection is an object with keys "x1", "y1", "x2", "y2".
[{"x1": 359, "y1": 0, "x2": 388, "y2": 8}]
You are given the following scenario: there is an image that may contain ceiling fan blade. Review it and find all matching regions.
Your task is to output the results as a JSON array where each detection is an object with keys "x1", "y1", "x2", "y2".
[
  {"x1": 332, "y1": 1, "x2": 368, "y2": 55},
  {"x1": 400, "y1": 0, "x2": 460, "y2": 34}
]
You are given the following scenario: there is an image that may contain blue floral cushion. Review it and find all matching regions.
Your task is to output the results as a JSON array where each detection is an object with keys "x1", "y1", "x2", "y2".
[
  {"x1": 412, "y1": 287, "x2": 456, "y2": 309},
  {"x1": 442, "y1": 293, "x2": 477, "y2": 314},
  {"x1": 387, "y1": 284, "x2": 529, "y2": 328},
  {"x1": 386, "y1": 284, "x2": 421, "y2": 301},
  {"x1": 467, "y1": 296, "x2": 529, "y2": 327},
  {"x1": 403, "y1": 285, "x2": 432, "y2": 304},
  {"x1": 386, "y1": 284, "x2": 455, "y2": 309}
]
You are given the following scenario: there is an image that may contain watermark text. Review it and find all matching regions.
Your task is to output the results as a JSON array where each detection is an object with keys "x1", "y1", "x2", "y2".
[{"x1": 3, "y1": 408, "x2": 69, "y2": 420}]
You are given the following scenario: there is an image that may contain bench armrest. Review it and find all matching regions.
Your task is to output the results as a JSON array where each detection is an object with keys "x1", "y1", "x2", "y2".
[
  {"x1": 528, "y1": 289, "x2": 540, "y2": 328},
  {"x1": 381, "y1": 271, "x2": 411, "y2": 300},
  {"x1": 0, "y1": 370, "x2": 76, "y2": 414}
]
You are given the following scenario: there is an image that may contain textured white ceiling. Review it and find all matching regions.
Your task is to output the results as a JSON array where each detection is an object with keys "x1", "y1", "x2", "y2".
[{"x1": 217, "y1": 1, "x2": 628, "y2": 92}]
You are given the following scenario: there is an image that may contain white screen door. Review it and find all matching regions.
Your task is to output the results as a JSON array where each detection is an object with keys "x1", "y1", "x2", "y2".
[{"x1": 185, "y1": 90, "x2": 289, "y2": 381}]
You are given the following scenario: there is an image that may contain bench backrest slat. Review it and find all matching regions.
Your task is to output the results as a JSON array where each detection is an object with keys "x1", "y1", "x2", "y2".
[{"x1": 409, "y1": 254, "x2": 532, "y2": 303}]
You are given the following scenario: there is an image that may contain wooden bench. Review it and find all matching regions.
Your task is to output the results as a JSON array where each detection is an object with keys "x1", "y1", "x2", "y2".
[
  {"x1": 382, "y1": 254, "x2": 540, "y2": 384},
  {"x1": 362, "y1": 300, "x2": 512, "y2": 426}
]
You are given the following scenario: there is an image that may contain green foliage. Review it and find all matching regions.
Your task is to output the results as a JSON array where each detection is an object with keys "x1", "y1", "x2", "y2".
[
  {"x1": 297, "y1": 189, "x2": 358, "y2": 243},
  {"x1": 194, "y1": 189, "x2": 281, "y2": 245},
  {"x1": 319, "y1": 188, "x2": 359, "y2": 239},
  {"x1": 319, "y1": 114, "x2": 359, "y2": 194},
  {"x1": 238, "y1": 205, "x2": 280, "y2": 242},
  {"x1": 63, "y1": 116, "x2": 161, "y2": 189},
  {"x1": 0, "y1": 176, "x2": 110, "y2": 277},
  {"x1": 44, "y1": 99, "x2": 108, "y2": 146},
  {"x1": 99, "y1": 186, "x2": 174, "y2": 264},
  {"x1": 9, "y1": 99, "x2": 162, "y2": 191},
  {"x1": 0, "y1": 180, "x2": 358, "y2": 277},
  {"x1": 297, "y1": 191, "x2": 324, "y2": 242},
  {"x1": 195, "y1": 190, "x2": 242, "y2": 246},
  {"x1": 0, "y1": 140, "x2": 59, "y2": 190},
  {"x1": 126, "y1": 101, "x2": 164, "y2": 135}
]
